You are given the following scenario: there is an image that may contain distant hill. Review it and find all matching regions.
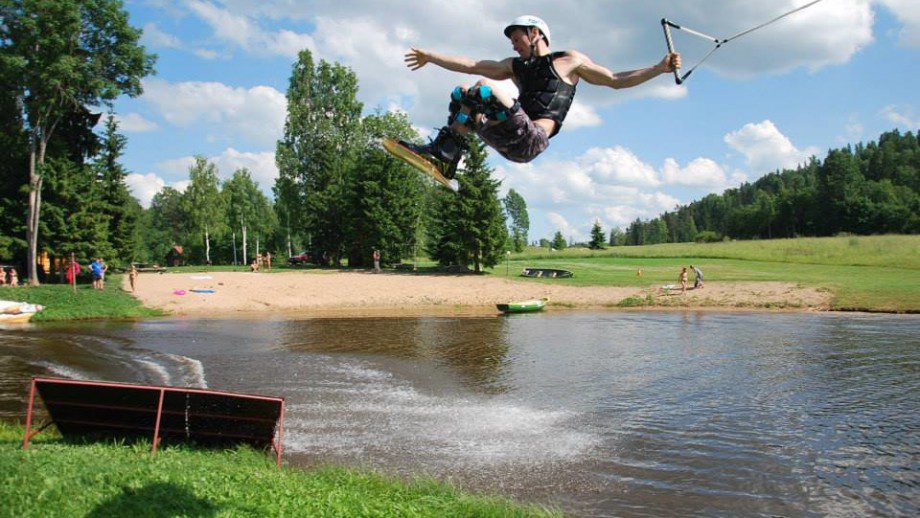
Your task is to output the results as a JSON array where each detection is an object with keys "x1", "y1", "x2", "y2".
[{"x1": 621, "y1": 129, "x2": 918, "y2": 245}]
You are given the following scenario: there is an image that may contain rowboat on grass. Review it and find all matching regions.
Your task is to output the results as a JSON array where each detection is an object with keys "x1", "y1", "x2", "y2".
[
  {"x1": 496, "y1": 298, "x2": 548, "y2": 314},
  {"x1": 520, "y1": 268, "x2": 573, "y2": 278}
]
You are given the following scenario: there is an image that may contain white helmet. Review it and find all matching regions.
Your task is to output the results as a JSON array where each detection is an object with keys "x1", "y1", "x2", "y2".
[{"x1": 503, "y1": 15, "x2": 550, "y2": 46}]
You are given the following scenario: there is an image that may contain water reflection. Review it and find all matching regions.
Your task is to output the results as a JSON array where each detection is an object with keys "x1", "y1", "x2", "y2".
[{"x1": 277, "y1": 317, "x2": 514, "y2": 393}]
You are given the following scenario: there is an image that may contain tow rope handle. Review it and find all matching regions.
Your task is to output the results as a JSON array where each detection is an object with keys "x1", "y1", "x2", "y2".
[
  {"x1": 660, "y1": 19, "x2": 682, "y2": 84},
  {"x1": 661, "y1": 19, "x2": 690, "y2": 85}
]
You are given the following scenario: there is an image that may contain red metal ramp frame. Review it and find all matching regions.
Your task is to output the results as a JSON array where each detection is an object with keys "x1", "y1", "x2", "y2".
[{"x1": 22, "y1": 377, "x2": 286, "y2": 468}]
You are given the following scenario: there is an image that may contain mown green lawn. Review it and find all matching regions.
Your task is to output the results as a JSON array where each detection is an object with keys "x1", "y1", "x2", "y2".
[
  {"x1": 0, "y1": 275, "x2": 163, "y2": 321},
  {"x1": 0, "y1": 422, "x2": 555, "y2": 517},
  {"x1": 485, "y1": 235, "x2": 920, "y2": 312}
]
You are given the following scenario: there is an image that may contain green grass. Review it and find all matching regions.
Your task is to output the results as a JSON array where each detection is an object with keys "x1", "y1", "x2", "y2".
[
  {"x1": 0, "y1": 422, "x2": 555, "y2": 517},
  {"x1": 485, "y1": 235, "x2": 920, "y2": 313},
  {"x1": 0, "y1": 275, "x2": 164, "y2": 321},
  {"x1": 515, "y1": 235, "x2": 920, "y2": 269}
]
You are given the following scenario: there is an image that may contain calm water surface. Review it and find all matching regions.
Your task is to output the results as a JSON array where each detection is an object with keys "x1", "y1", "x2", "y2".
[{"x1": 1, "y1": 311, "x2": 918, "y2": 516}]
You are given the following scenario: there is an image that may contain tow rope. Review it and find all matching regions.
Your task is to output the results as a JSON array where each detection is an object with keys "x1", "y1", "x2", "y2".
[{"x1": 661, "y1": 0, "x2": 826, "y2": 84}]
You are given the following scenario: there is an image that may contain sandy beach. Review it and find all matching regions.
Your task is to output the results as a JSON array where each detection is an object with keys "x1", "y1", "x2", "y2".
[{"x1": 128, "y1": 270, "x2": 832, "y2": 317}]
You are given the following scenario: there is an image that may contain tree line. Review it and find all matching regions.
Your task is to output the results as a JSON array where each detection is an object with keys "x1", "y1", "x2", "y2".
[
  {"x1": 611, "y1": 129, "x2": 918, "y2": 246},
  {"x1": 0, "y1": 3, "x2": 531, "y2": 285}
]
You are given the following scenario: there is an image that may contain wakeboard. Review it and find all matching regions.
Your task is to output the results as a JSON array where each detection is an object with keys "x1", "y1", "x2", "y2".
[{"x1": 382, "y1": 138, "x2": 458, "y2": 192}]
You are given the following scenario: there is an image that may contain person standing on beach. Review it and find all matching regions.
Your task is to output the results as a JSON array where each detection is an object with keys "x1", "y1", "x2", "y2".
[
  {"x1": 128, "y1": 264, "x2": 138, "y2": 292},
  {"x1": 691, "y1": 264, "x2": 703, "y2": 289},
  {"x1": 373, "y1": 249, "x2": 381, "y2": 273},
  {"x1": 679, "y1": 267, "x2": 688, "y2": 294},
  {"x1": 90, "y1": 258, "x2": 107, "y2": 290},
  {"x1": 7, "y1": 268, "x2": 18, "y2": 287},
  {"x1": 265, "y1": 252, "x2": 272, "y2": 271}
]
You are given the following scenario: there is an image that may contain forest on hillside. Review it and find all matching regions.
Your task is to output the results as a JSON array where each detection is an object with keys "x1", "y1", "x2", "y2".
[{"x1": 613, "y1": 130, "x2": 919, "y2": 246}]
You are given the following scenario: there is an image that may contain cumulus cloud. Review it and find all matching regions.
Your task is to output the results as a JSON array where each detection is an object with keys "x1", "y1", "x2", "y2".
[
  {"x1": 142, "y1": 22, "x2": 182, "y2": 49},
  {"x1": 661, "y1": 157, "x2": 738, "y2": 188},
  {"x1": 125, "y1": 173, "x2": 166, "y2": 207},
  {"x1": 579, "y1": 146, "x2": 660, "y2": 187},
  {"x1": 156, "y1": 156, "x2": 198, "y2": 178},
  {"x1": 191, "y1": 0, "x2": 881, "y2": 128},
  {"x1": 141, "y1": 78, "x2": 287, "y2": 147},
  {"x1": 876, "y1": 0, "x2": 920, "y2": 47},
  {"x1": 187, "y1": 0, "x2": 315, "y2": 57},
  {"x1": 128, "y1": 148, "x2": 277, "y2": 206},
  {"x1": 115, "y1": 113, "x2": 159, "y2": 133},
  {"x1": 879, "y1": 104, "x2": 918, "y2": 129},
  {"x1": 724, "y1": 120, "x2": 819, "y2": 175},
  {"x1": 495, "y1": 149, "x2": 689, "y2": 237},
  {"x1": 564, "y1": 101, "x2": 603, "y2": 129},
  {"x1": 546, "y1": 212, "x2": 578, "y2": 239},
  {"x1": 208, "y1": 148, "x2": 278, "y2": 187},
  {"x1": 125, "y1": 173, "x2": 189, "y2": 207}
]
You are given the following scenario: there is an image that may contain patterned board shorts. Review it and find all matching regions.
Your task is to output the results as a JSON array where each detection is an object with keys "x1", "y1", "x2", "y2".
[{"x1": 476, "y1": 106, "x2": 549, "y2": 163}]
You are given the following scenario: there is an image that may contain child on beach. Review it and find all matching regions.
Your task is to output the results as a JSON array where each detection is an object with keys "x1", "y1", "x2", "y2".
[
  {"x1": 7, "y1": 268, "x2": 18, "y2": 287},
  {"x1": 129, "y1": 264, "x2": 138, "y2": 292},
  {"x1": 679, "y1": 267, "x2": 688, "y2": 294}
]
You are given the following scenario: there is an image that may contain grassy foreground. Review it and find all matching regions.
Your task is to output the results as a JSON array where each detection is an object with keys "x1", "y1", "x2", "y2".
[
  {"x1": 0, "y1": 275, "x2": 164, "y2": 321},
  {"x1": 487, "y1": 235, "x2": 920, "y2": 312},
  {"x1": 0, "y1": 422, "x2": 555, "y2": 517}
]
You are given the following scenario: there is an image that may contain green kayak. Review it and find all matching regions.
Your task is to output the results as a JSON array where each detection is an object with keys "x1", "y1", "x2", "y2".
[{"x1": 496, "y1": 297, "x2": 548, "y2": 314}]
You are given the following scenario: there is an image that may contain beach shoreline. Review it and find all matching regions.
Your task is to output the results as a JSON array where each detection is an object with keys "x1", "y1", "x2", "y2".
[{"x1": 128, "y1": 270, "x2": 833, "y2": 318}]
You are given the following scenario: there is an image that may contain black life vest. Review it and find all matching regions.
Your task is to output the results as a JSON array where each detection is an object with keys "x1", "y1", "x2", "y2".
[{"x1": 512, "y1": 51, "x2": 576, "y2": 137}]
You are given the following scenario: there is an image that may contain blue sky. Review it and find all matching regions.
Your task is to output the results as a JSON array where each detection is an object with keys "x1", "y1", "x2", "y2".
[{"x1": 113, "y1": 0, "x2": 919, "y2": 242}]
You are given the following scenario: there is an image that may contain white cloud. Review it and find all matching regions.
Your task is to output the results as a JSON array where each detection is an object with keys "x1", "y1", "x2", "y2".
[
  {"x1": 876, "y1": 0, "x2": 920, "y2": 47},
  {"x1": 564, "y1": 101, "x2": 602, "y2": 129},
  {"x1": 141, "y1": 78, "x2": 287, "y2": 147},
  {"x1": 156, "y1": 156, "x2": 197, "y2": 177},
  {"x1": 723, "y1": 120, "x2": 818, "y2": 175},
  {"x1": 128, "y1": 146, "x2": 277, "y2": 208},
  {"x1": 125, "y1": 173, "x2": 190, "y2": 207},
  {"x1": 115, "y1": 113, "x2": 158, "y2": 132},
  {"x1": 209, "y1": 148, "x2": 278, "y2": 188},
  {"x1": 546, "y1": 212, "x2": 577, "y2": 239},
  {"x1": 579, "y1": 146, "x2": 660, "y2": 187},
  {"x1": 193, "y1": 48, "x2": 220, "y2": 60},
  {"x1": 125, "y1": 173, "x2": 166, "y2": 207},
  {"x1": 879, "y1": 104, "x2": 918, "y2": 129},
  {"x1": 192, "y1": 1, "x2": 879, "y2": 130},
  {"x1": 142, "y1": 23, "x2": 182, "y2": 49},
  {"x1": 661, "y1": 157, "x2": 733, "y2": 188},
  {"x1": 187, "y1": 0, "x2": 315, "y2": 57},
  {"x1": 496, "y1": 146, "x2": 694, "y2": 237}
]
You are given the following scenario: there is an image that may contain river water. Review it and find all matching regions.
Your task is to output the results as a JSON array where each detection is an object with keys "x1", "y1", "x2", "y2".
[{"x1": 1, "y1": 311, "x2": 918, "y2": 516}]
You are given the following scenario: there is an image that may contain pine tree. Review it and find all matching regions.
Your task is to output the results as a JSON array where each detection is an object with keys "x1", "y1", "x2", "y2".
[
  {"x1": 427, "y1": 136, "x2": 507, "y2": 272},
  {"x1": 41, "y1": 156, "x2": 112, "y2": 270},
  {"x1": 95, "y1": 113, "x2": 140, "y2": 265},
  {"x1": 589, "y1": 219, "x2": 606, "y2": 249},
  {"x1": 551, "y1": 231, "x2": 567, "y2": 250},
  {"x1": 347, "y1": 112, "x2": 425, "y2": 267}
]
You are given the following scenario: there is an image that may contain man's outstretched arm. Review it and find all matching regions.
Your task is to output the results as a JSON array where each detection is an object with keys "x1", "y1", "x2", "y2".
[
  {"x1": 405, "y1": 48, "x2": 513, "y2": 80},
  {"x1": 573, "y1": 51, "x2": 681, "y2": 89}
]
